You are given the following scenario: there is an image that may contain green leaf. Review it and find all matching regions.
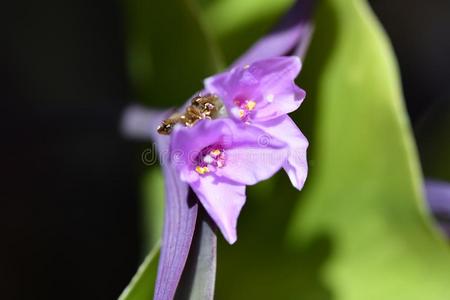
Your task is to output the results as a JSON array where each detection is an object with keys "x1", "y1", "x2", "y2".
[
  {"x1": 214, "y1": 0, "x2": 450, "y2": 299},
  {"x1": 118, "y1": 242, "x2": 160, "y2": 300}
]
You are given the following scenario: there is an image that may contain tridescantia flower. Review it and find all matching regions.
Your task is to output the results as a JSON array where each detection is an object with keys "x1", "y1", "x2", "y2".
[{"x1": 168, "y1": 56, "x2": 309, "y2": 244}]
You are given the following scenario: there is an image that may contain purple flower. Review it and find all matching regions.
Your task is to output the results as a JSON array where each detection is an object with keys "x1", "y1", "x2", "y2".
[{"x1": 169, "y1": 56, "x2": 308, "y2": 244}]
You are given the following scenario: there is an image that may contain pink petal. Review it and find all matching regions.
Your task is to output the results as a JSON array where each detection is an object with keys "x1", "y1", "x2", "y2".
[
  {"x1": 191, "y1": 176, "x2": 246, "y2": 244},
  {"x1": 257, "y1": 116, "x2": 308, "y2": 190},
  {"x1": 254, "y1": 83, "x2": 305, "y2": 121},
  {"x1": 216, "y1": 129, "x2": 288, "y2": 185}
]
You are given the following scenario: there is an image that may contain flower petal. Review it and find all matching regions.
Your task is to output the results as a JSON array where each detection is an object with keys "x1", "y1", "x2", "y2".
[
  {"x1": 216, "y1": 124, "x2": 289, "y2": 185},
  {"x1": 191, "y1": 176, "x2": 246, "y2": 244},
  {"x1": 256, "y1": 116, "x2": 308, "y2": 190},
  {"x1": 254, "y1": 82, "x2": 305, "y2": 121},
  {"x1": 219, "y1": 146, "x2": 288, "y2": 185}
]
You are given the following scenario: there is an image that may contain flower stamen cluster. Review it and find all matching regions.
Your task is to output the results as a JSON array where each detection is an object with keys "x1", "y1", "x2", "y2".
[{"x1": 195, "y1": 146, "x2": 226, "y2": 175}]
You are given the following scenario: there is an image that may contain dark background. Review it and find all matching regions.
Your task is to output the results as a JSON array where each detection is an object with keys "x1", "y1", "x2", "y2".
[{"x1": 1, "y1": 0, "x2": 449, "y2": 299}]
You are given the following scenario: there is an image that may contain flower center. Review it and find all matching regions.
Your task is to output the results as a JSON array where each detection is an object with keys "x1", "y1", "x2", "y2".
[
  {"x1": 195, "y1": 145, "x2": 225, "y2": 175},
  {"x1": 232, "y1": 99, "x2": 256, "y2": 122}
]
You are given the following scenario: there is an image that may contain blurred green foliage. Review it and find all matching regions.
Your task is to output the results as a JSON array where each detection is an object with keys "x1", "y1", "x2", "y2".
[{"x1": 120, "y1": 0, "x2": 450, "y2": 299}]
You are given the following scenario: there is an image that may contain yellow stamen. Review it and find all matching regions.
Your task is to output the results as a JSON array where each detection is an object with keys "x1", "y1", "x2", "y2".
[
  {"x1": 210, "y1": 149, "x2": 221, "y2": 156},
  {"x1": 238, "y1": 109, "x2": 245, "y2": 118},
  {"x1": 245, "y1": 100, "x2": 256, "y2": 110},
  {"x1": 195, "y1": 166, "x2": 209, "y2": 174}
]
